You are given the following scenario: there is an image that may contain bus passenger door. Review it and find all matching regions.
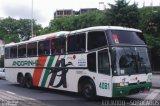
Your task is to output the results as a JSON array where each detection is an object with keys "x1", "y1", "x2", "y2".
[{"x1": 96, "y1": 49, "x2": 112, "y2": 97}]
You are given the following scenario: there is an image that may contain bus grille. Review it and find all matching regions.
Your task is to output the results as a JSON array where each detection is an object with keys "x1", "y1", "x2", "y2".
[
  {"x1": 129, "y1": 87, "x2": 145, "y2": 95},
  {"x1": 129, "y1": 82, "x2": 146, "y2": 86}
]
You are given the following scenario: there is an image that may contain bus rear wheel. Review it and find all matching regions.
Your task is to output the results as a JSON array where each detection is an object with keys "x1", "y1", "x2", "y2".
[
  {"x1": 19, "y1": 75, "x2": 25, "y2": 87},
  {"x1": 82, "y1": 80, "x2": 96, "y2": 100},
  {"x1": 25, "y1": 74, "x2": 33, "y2": 88}
]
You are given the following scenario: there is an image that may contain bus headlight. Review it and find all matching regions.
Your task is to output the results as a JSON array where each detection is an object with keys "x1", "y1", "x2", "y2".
[
  {"x1": 146, "y1": 75, "x2": 152, "y2": 82},
  {"x1": 116, "y1": 82, "x2": 128, "y2": 87}
]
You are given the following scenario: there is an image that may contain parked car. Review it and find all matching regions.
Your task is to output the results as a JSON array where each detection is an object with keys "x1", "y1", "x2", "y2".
[{"x1": 0, "y1": 68, "x2": 5, "y2": 79}]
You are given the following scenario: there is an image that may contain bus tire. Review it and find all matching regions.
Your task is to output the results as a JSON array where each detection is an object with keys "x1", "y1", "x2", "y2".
[
  {"x1": 19, "y1": 74, "x2": 25, "y2": 87},
  {"x1": 25, "y1": 74, "x2": 33, "y2": 89},
  {"x1": 17, "y1": 73, "x2": 22, "y2": 83},
  {"x1": 81, "y1": 80, "x2": 96, "y2": 100}
]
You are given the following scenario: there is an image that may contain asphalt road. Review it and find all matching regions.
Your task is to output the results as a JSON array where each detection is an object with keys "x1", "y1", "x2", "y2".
[
  {"x1": 0, "y1": 75, "x2": 159, "y2": 106},
  {"x1": 152, "y1": 74, "x2": 160, "y2": 89}
]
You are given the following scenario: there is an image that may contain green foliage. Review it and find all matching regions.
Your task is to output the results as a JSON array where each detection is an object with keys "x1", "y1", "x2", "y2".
[
  {"x1": 39, "y1": 27, "x2": 51, "y2": 35},
  {"x1": 49, "y1": 10, "x2": 107, "y2": 31},
  {"x1": 0, "y1": 17, "x2": 42, "y2": 43},
  {"x1": 145, "y1": 34, "x2": 160, "y2": 50},
  {"x1": 107, "y1": 0, "x2": 140, "y2": 28},
  {"x1": 139, "y1": 7, "x2": 160, "y2": 37},
  {"x1": 0, "y1": 17, "x2": 19, "y2": 43},
  {"x1": 139, "y1": 7, "x2": 160, "y2": 70}
]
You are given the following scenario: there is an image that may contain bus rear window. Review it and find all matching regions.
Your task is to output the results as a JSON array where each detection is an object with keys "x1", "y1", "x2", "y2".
[{"x1": 110, "y1": 30, "x2": 145, "y2": 45}]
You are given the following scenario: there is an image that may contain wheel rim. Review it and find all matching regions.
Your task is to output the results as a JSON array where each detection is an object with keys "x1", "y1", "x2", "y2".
[{"x1": 83, "y1": 83, "x2": 94, "y2": 98}]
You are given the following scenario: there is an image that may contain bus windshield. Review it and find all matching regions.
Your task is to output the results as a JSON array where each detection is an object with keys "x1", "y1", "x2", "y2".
[
  {"x1": 108, "y1": 30, "x2": 145, "y2": 45},
  {"x1": 112, "y1": 47, "x2": 152, "y2": 76}
]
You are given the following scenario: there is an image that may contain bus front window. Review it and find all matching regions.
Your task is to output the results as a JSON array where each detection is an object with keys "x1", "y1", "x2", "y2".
[
  {"x1": 112, "y1": 47, "x2": 152, "y2": 76},
  {"x1": 108, "y1": 30, "x2": 146, "y2": 45}
]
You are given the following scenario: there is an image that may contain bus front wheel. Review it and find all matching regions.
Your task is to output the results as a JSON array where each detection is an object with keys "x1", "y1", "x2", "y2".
[{"x1": 82, "y1": 80, "x2": 96, "y2": 99}]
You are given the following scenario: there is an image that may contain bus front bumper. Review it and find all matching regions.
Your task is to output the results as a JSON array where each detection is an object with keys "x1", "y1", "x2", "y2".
[{"x1": 112, "y1": 82, "x2": 152, "y2": 97}]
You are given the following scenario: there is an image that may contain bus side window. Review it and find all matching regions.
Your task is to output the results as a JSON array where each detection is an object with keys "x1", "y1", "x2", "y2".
[
  {"x1": 5, "y1": 48, "x2": 10, "y2": 59},
  {"x1": 18, "y1": 44, "x2": 26, "y2": 58},
  {"x1": 10, "y1": 46, "x2": 17, "y2": 58},
  {"x1": 27, "y1": 42, "x2": 37, "y2": 57},
  {"x1": 67, "y1": 33, "x2": 86, "y2": 53},
  {"x1": 88, "y1": 31, "x2": 107, "y2": 50},
  {"x1": 51, "y1": 37, "x2": 65, "y2": 55},
  {"x1": 87, "y1": 52, "x2": 96, "y2": 72},
  {"x1": 51, "y1": 39, "x2": 56, "y2": 54},
  {"x1": 38, "y1": 40, "x2": 50, "y2": 55}
]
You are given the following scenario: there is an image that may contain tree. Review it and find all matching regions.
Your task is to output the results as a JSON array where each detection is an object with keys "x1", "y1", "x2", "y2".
[
  {"x1": 39, "y1": 27, "x2": 51, "y2": 35},
  {"x1": 0, "y1": 17, "x2": 42, "y2": 43},
  {"x1": 139, "y1": 7, "x2": 160, "y2": 37},
  {"x1": 17, "y1": 19, "x2": 42, "y2": 41},
  {"x1": 139, "y1": 7, "x2": 160, "y2": 71},
  {"x1": 107, "y1": 0, "x2": 139, "y2": 28},
  {"x1": 0, "y1": 17, "x2": 19, "y2": 43},
  {"x1": 49, "y1": 10, "x2": 107, "y2": 32}
]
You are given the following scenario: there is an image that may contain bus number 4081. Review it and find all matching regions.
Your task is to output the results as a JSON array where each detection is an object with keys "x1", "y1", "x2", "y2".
[{"x1": 99, "y1": 82, "x2": 110, "y2": 89}]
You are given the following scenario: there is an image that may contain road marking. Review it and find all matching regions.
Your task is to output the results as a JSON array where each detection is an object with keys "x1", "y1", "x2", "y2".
[
  {"x1": 5, "y1": 90, "x2": 37, "y2": 100},
  {"x1": 6, "y1": 91, "x2": 16, "y2": 95},
  {"x1": 0, "y1": 90, "x2": 52, "y2": 106},
  {"x1": 145, "y1": 89, "x2": 160, "y2": 100},
  {"x1": 27, "y1": 97, "x2": 36, "y2": 100}
]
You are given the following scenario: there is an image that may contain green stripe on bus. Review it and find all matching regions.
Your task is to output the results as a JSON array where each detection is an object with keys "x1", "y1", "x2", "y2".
[
  {"x1": 112, "y1": 82, "x2": 152, "y2": 97},
  {"x1": 41, "y1": 56, "x2": 55, "y2": 87}
]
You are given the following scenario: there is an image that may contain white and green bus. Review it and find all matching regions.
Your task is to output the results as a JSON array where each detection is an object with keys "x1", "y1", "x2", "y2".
[{"x1": 4, "y1": 26, "x2": 152, "y2": 99}]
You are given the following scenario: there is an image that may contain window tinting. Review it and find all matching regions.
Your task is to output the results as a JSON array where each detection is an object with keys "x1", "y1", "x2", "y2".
[
  {"x1": 10, "y1": 46, "x2": 17, "y2": 58},
  {"x1": 5, "y1": 48, "x2": 10, "y2": 59},
  {"x1": 88, "y1": 31, "x2": 107, "y2": 50},
  {"x1": 117, "y1": 47, "x2": 151, "y2": 75},
  {"x1": 51, "y1": 37, "x2": 66, "y2": 54},
  {"x1": 38, "y1": 40, "x2": 50, "y2": 55},
  {"x1": 27, "y1": 42, "x2": 37, "y2": 57},
  {"x1": 18, "y1": 44, "x2": 26, "y2": 57},
  {"x1": 87, "y1": 52, "x2": 96, "y2": 72},
  {"x1": 0, "y1": 56, "x2": 4, "y2": 67},
  {"x1": 110, "y1": 30, "x2": 145, "y2": 45},
  {"x1": 67, "y1": 33, "x2": 86, "y2": 53},
  {"x1": 98, "y1": 49, "x2": 110, "y2": 75}
]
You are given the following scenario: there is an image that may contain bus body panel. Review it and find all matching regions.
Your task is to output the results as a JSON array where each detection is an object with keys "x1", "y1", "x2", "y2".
[
  {"x1": 112, "y1": 73, "x2": 152, "y2": 97},
  {"x1": 95, "y1": 74, "x2": 112, "y2": 97},
  {"x1": 5, "y1": 53, "x2": 113, "y2": 97}
]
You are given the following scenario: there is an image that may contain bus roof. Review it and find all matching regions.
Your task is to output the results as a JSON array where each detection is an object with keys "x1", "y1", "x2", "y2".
[
  {"x1": 70, "y1": 26, "x2": 142, "y2": 34},
  {"x1": 5, "y1": 26, "x2": 142, "y2": 47},
  {"x1": 5, "y1": 31, "x2": 69, "y2": 47},
  {"x1": 29, "y1": 31, "x2": 69, "y2": 41}
]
